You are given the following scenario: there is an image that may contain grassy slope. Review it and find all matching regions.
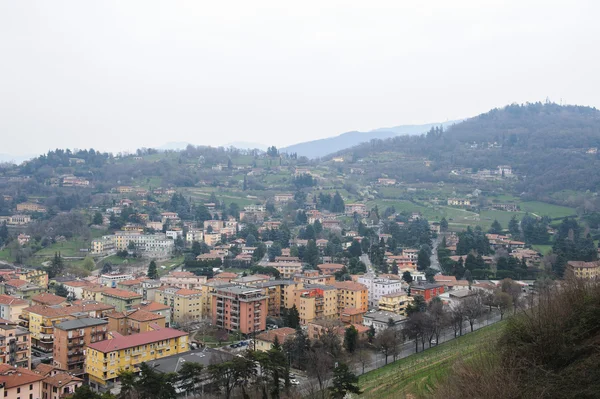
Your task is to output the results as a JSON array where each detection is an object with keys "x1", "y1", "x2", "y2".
[{"x1": 359, "y1": 321, "x2": 505, "y2": 399}]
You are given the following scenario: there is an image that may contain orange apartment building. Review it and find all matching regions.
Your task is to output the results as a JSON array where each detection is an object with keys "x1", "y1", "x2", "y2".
[
  {"x1": 52, "y1": 317, "x2": 108, "y2": 376},
  {"x1": 293, "y1": 270, "x2": 335, "y2": 285},
  {"x1": 106, "y1": 309, "x2": 166, "y2": 336},
  {"x1": 212, "y1": 286, "x2": 267, "y2": 334}
]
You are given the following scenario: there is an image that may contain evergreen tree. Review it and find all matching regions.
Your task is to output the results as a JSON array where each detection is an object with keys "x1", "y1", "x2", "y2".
[
  {"x1": 329, "y1": 363, "x2": 361, "y2": 398},
  {"x1": 47, "y1": 252, "x2": 64, "y2": 279},
  {"x1": 402, "y1": 271, "x2": 413, "y2": 283},
  {"x1": 54, "y1": 284, "x2": 69, "y2": 298},
  {"x1": 304, "y1": 240, "x2": 320, "y2": 269},
  {"x1": 417, "y1": 248, "x2": 430, "y2": 271},
  {"x1": 92, "y1": 211, "x2": 104, "y2": 225},
  {"x1": 343, "y1": 325, "x2": 359, "y2": 353},
  {"x1": 440, "y1": 217, "x2": 449, "y2": 232},
  {"x1": 391, "y1": 260, "x2": 399, "y2": 275},
  {"x1": 509, "y1": 216, "x2": 520, "y2": 237},
  {"x1": 489, "y1": 219, "x2": 503, "y2": 234},
  {"x1": 147, "y1": 260, "x2": 158, "y2": 279},
  {"x1": 287, "y1": 305, "x2": 300, "y2": 328},
  {"x1": 330, "y1": 191, "x2": 346, "y2": 213},
  {"x1": 367, "y1": 325, "x2": 376, "y2": 343}
]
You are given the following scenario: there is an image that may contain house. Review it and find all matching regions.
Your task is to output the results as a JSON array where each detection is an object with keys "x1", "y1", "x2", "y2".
[
  {"x1": 344, "y1": 204, "x2": 367, "y2": 216},
  {"x1": 274, "y1": 194, "x2": 294, "y2": 203},
  {"x1": 317, "y1": 263, "x2": 345, "y2": 275},
  {"x1": 497, "y1": 165, "x2": 513, "y2": 176},
  {"x1": 447, "y1": 198, "x2": 471, "y2": 207},
  {"x1": 42, "y1": 372, "x2": 84, "y2": 399},
  {"x1": 100, "y1": 288, "x2": 143, "y2": 312},
  {"x1": 377, "y1": 178, "x2": 396, "y2": 186},
  {"x1": 566, "y1": 261, "x2": 600, "y2": 279},
  {"x1": 307, "y1": 319, "x2": 369, "y2": 341},
  {"x1": 86, "y1": 328, "x2": 189, "y2": 390},
  {"x1": 0, "y1": 295, "x2": 29, "y2": 323},
  {"x1": 2, "y1": 279, "x2": 45, "y2": 300},
  {"x1": 254, "y1": 327, "x2": 296, "y2": 352},
  {"x1": 340, "y1": 307, "x2": 365, "y2": 325},
  {"x1": 31, "y1": 293, "x2": 67, "y2": 307},
  {"x1": 263, "y1": 262, "x2": 302, "y2": 279},
  {"x1": 0, "y1": 365, "x2": 44, "y2": 399},
  {"x1": 16, "y1": 202, "x2": 47, "y2": 213},
  {"x1": 363, "y1": 311, "x2": 407, "y2": 333}
]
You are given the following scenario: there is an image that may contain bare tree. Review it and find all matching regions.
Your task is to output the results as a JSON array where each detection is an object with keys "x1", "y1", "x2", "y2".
[
  {"x1": 427, "y1": 298, "x2": 448, "y2": 346},
  {"x1": 374, "y1": 328, "x2": 396, "y2": 364},
  {"x1": 305, "y1": 343, "x2": 334, "y2": 399},
  {"x1": 450, "y1": 306, "x2": 465, "y2": 337},
  {"x1": 501, "y1": 278, "x2": 523, "y2": 314},
  {"x1": 353, "y1": 339, "x2": 372, "y2": 375},
  {"x1": 494, "y1": 290, "x2": 513, "y2": 320},
  {"x1": 462, "y1": 294, "x2": 484, "y2": 332},
  {"x1": 404, "y1": 312, "x2": 427, "y2": 352}
]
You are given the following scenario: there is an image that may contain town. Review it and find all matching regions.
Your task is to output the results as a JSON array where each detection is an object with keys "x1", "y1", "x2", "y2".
[{"x1": 0, "y1": 142, "x2": 598, "y2": 399}]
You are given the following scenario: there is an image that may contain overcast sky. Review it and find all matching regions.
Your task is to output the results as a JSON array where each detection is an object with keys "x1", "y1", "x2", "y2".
[{"x1": 1, "y1": 1, "x2": 598, "y2": 157}]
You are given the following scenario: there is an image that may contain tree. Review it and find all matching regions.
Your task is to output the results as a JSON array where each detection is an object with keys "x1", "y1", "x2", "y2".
[
  {"x1": 440, "y1": 217, "x2": 448, "y2": 232},
  {"x1": 391, "y1": 260, "x2": 399, "y2": 275},
  {"x1": 367, "y1": 324, "x2": 376, "y2": 343},
  {"x1": 461, "y1": 294, "x2": 484, "y2": 332},
  {"x1": 489, "y1": 219, "x2": 503, "y2": 234},
  {"x1": 417, "y1": 248, "x2": 430, "y2": 270},
  {"x1": 286, "y1": 305, "x2": 300, "y2": 329},
  {"x1": 501, "y1": 278, "x2": 522, "y2": 314},
  {"x1": 82, "y1": 256, "x2": 96, "y2": 272},
  {"x1": 348, "y1": 240, "x2": 362, "y2": 258},
  {"x1": 46, "y1": 252, "x2": 64, "y2": 279},
  {"x1": 329, "y1": 363, "x2": 361, "y2": 398},
  {"x1": 245, "y1": 233, "x2": 257, "y2": 247},
  {"x1": 252, "y1": 242, "x2": 267, "y2": 262},
  {"x1": 54, "y1": 284, "x2": 69, "y2": 298},
  {"x1": 330, "y1": 191, "x2": 345, "y2": 213},
  {"x1": 509, "y1": 216, "x2": 520, "y2": 238},
  {"x1": 147, "y1": 260, "x2": 158, "y2": 279},
  {"x1": 268, "y1": 242, "x2": 282, "y2": 262},
  {"x1": 375, "y1": 328, "x2": 396, "y2": 365},
  {"x1": 343, "y1": 325, "x2": 359, "y2": 353},
  {"x1": 425, "y1": 267, "x2": 437, "y2": 283},
  {"x1": 304, "y1": 239, "x2": 320, "y2": 269},
  {"x1": 495, "y1": 290, "x2": 513, "y2": 320},
  {"x1": 92, "y1": 211, "x2": 104, "y2": 225},
  {"x1": 402, "y1": 271, "x2": 413, "y2": 283}
]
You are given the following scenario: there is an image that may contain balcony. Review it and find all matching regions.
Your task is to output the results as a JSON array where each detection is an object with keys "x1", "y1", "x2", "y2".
[{"x1": 39, "y1": 334, "x2": 54, "y2": 343}]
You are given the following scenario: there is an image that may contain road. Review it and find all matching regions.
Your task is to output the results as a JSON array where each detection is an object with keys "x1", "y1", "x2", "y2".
[
  {"x1": 298, "y1": 309, "x2": 503, "y2": 393},
  {"x1": 360, "y1": 254, "x2": 375, "y2": 276},
  {"x1": 429, "y1": 235, "x2": 441, "y2": 271}
]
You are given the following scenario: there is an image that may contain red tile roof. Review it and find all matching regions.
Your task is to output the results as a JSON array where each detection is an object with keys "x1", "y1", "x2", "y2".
[
  {"x1": 0, "y1": 294, "x2": 28, "y2": 306},
  {"x1": 174, "y1": 288, "x2": 202, "y2": 296},
  {"x1": 0, "y1": 365, "x2": 45, "y2": 388},
  {"x1": 317, "y1": 263, "x2": 345, "y2": 271},
  {"x1": 32, "y1": 293, "x2": 67, "y2": 306},
  {"x1": 137, "y1": 302, "x2": 170, "y2": 312},
  {"x1": 43, "y1": 371, "x2": 83, "y2": 387},
  {"x1": 341, "y1": 307, "x2": 364, "y2": 315},
  {"x1": 4, "y1": 279, "x2": 28, "y2": 288},
  {"x1": 332, "y1": 281, "x2": 368, "y2": 291},
  {"x1": 255, "y1": 327, "x2": 296, "y2": 343},
  {"x1": 126, "y1": 309, "x2": 164, "y2": 322},
  {"x1": 87, "y1": 328, "x2": 188, "y2": 353},
  {"x1": 102, "y1": 288, "x2": 143, "y2": 299}
]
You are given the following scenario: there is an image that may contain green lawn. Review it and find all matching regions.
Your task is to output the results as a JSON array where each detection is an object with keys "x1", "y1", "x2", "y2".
[
  {"x1": 532, "y1": 244, "x2": 552, "y2": 255},
  {"x1": 359, "y1": 321, "x2": 506, "y2": 399},
  {"x1": 34, "y1": 239, "x2": 91, "y2": 258},
  {"x1": 519, "y1": 201, "x2": 576, "y2": 219}
]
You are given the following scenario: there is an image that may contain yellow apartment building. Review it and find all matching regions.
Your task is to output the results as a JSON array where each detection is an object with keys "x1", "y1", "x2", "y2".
[
  {"x1": 86, "y1": 328, "x2": 189, "y2": 390},
  {"x1": 155, "y1": 287, "x2": 203, "y2": 325},
  {"x1": 567, "y1": 261, "x2": 600, "y2": 279},
  {"x1": 293, "y1": 286, "x2": 337, "y2": 325},
  {"x1": 17, "y1": 269, "x2": 48, "y2": 288},
  {"x1": 377, "y1": 291, "x2": 411, "y2": 315},
  {"x1": 101, "y1": 288, "x2": 142, "y2": 312},
  {"x1": 332, "y1": 281, "x2": 368, "y2": 314}
]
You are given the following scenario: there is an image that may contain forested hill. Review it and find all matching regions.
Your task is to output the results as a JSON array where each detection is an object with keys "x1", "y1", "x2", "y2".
[{"x1": 332, "y1": 103, "x2": 600, "y2": 197}]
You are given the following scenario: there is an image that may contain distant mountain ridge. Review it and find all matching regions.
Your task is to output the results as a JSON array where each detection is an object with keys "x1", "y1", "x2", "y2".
[{"x1": 281, "y1": 120, "x2": 462, "y2": 158}]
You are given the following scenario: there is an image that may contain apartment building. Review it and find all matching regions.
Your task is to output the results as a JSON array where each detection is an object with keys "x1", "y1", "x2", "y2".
[
  {"x1": 317, "y1": 263, "x2": 345, "y2": 275},
  {"x1": 23, "y1": 303, "x2": 115, "y2": 352},
  {"x1": 92, "y1": 232, "x2": 174, "y2": 258},
  {"x1": 200, "y1": 280, "x2": 232, "y2": 317},
  {"x1": 61, "y1": 281, "x2": 92, "y2": 300},
  {"x1": 357, "y1": 275, "x2": 404, "y2": 308},
  {"x1": 106, "y1": 309, "x2": 166, "y2": 336},
  {"x1": 18, "y1": 270, "x2": 49, "y2": 288},
  {"x1": 16, "y1": 202, "x2": 47, "y2": 213},
  {"x1": 249, "y1": 280, "x2": 303, "y2": 317},
  {"x1": 410, "y1": 283, "x2": 445, "y2": 301},
  {"x1": 332, "y1": 281, "x2": 368, "y2": 313},
  {"x1": 0, "y1": 295, "x2": 28, "y2": 323},
  {"x1": 155, "y1": 287, "x2": 203, "y2": 325},
  {"x1": 159, "y1": 271, "x2": 207, "y2": 290},
  {"x1": 0, "y1": 321, "x2": 31, "y2": 368},
  {"x1": 263, "y1": 261, "x2": 303, "y2": 279},
  {"x1": 86, "y1": 328, "x2": 189, "y2": 390},
  {"x1": 447, "y1": 198, "x2": 471, "y2": 207},
  {"x1": 377, "y1": 291, "x2": 411, "y2": 315},
  {"x1": 293, "y1": 270, "x2": 335, "y2": 286},
  {"x1": 567, "y1": 261, "x2": 600, "y2": 279},
  {"x1": 53, "y1": 318, "x2": 108, "y2": 375},
  {"x1": 31, "y1": 293, "x2": 67, "y2": 307},
  {"x1": 2, "y1": 280, "x2": 45, "y2": 301},
  {"x1": 101, "y1": 288, "x2": 142, "y2": 312},
  {"x1": 185, "y1": 229, "x2": 204, "y2": 244},
  {"x1": 293, "y1": 285, "x2": 338, "y2": 326},
  {"x1": 42, "y1": 372, "x2": 83, "y2": 399},
  {"x1": 99, "y1": 273, "x2": 133, "y2": 288},
  {"x1": 134, "y1": 302, "x2": 172, "y2": 327},
  {"x1": 212, "y1": 286, "x2": 267, "y2": 334}
]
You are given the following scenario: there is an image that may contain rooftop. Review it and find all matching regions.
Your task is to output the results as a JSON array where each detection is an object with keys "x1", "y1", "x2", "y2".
[
  {"x1": 44, "y1": 372, "x2": 83, "y2": 388},
  {"x1": 332, "y1": 281, "x2": 368, "y2": 291},
  {"x1": 364, "y1": 311, "x2": 407, "y2": 324},
  {"x1": 102, "y1": 288, "x2": 143, "y2": 299},
  {"x1": 32, "y1": 293, "x2": 67, "y2": 306},
  {"x1": 55, "y1": 317, "x2": 108, "y2": 330},
  {"x1": 255, "y1": 327, "x2": 296, "y2": 343},
  {"x1": 146, "y1": 348, "x2": 233, "y2": 373},
  {"x1": 127, "y1": 309, "x2": 165, "y2": 322},
  {"x1": 0, "y1": 365, "x2": 45, "y2": 388},
  {"x1": 87, "y1": 328, "x2": 188, "y2": 353},
  {"x1": 0, "y1": 294, "x2": 28, "y2": 306}
]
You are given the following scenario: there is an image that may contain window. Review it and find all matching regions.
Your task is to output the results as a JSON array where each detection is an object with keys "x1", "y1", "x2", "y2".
[
  {"x1": 17, "y1": 388, "x2": 20, "y2": 393},
  {"x1": 30, "y1": 385, "x2": 33, "y2": 390}
]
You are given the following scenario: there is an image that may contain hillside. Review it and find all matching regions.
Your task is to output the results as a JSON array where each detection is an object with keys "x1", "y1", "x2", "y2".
[
  {"x1": 328, "y1": 103, "x2": 600, "y2": 199},
  {"x1": 281, "y1": 121, "x2": 460, "y2": 158}
]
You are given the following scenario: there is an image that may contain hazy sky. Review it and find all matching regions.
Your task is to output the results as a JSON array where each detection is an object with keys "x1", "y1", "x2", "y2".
[{"x1": 1, "y1": 1, "x2": 598, "y2": 156}]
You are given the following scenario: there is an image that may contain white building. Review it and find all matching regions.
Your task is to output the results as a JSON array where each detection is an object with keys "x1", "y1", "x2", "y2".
[
  {"x1": 166, "y1": 229, "x2": 183, "y2": 240},
  {"x1": 100, "y1": 273, "x2": 133, "y2": 288},
  {"x1": 358, "y1": 275, "x2": 404, "y2": 308},
  {"x1": 186, "y1": 229, "x2": 204, "y2": 244},
  {"x1": 363, "y1": 311, "x2": 407, "y2": 333}
]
